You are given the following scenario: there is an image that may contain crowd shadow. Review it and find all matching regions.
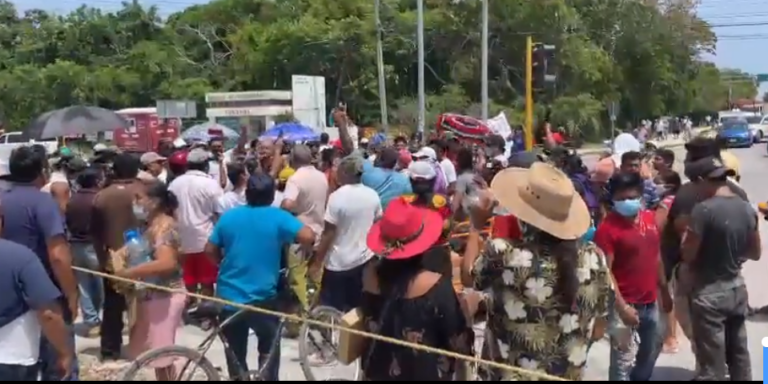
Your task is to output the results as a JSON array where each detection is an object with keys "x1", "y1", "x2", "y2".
[{"x1": 652, "y1": 366, "x2": 696, "y2": 381}]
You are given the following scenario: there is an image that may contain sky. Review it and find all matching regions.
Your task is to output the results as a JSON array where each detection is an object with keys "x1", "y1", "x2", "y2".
[{"x1": 14, "y1": 0, "x2": 768, "y2": 99}]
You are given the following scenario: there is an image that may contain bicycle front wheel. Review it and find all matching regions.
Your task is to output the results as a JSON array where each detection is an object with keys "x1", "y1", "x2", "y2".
[
  {"x1": 121, "y1": 345, "x2": 222, "y2": 381},
  {"x1": 299, "y1": 305, "x2": 361, "y2": 381}
]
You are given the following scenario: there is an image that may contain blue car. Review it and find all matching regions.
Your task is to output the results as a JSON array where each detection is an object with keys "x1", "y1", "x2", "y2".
[{"x1": 716, "y1": 122, "x2": 753, "y2": 148}]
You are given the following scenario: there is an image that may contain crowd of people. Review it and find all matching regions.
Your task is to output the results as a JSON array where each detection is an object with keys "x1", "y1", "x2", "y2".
[{"x1": 0, "y1": 107, "x2": 758, "y2": 382}]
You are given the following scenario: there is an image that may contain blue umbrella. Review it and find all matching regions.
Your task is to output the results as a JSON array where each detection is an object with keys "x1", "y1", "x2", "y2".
[
  {"x1": 182, "y1": 122, "x2": 240, "y2": 143},
  {"x1": 261, "y1": 122, "x2": 319, "y2": 142}
]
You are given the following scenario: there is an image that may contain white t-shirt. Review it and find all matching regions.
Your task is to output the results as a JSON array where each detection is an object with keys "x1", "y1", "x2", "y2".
[
  {"x1": 0, "y1": 311, "x2": 41, "y2": 365},
  {"x1": 217, "y1": 190, "x2": 246, "y2": 214},
  {"x1": 272, "y1": 190, "x2": 285, "y2": 207},
  {"x1": 440, "y1": 158, "x2": 457, "y2": 184},
  {"x1": 324, "y1": 184, "x2": 382, "y2": 271},
  {"x1": 41, "y1": 171, "x2": 68, "y2": 194},
  {"x1": 169, "y1": 170, "x2": 224, "y2": 254}
]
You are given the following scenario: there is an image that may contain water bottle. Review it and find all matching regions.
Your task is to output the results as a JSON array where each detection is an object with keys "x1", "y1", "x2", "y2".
[{"x1": 124, "y1": 229, "x2": 151, "y2": 268}]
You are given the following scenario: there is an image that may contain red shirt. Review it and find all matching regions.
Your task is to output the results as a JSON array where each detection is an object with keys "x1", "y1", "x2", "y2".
[
  {"x1": 594, "y1": 210, "x2": 660, "y2": 304},
  {"x1": 551, "y1": 132, "x2": 565, "y2": 145},
  {"x1": 492, "y1": 214, "x2": 522, "y2": 240}
]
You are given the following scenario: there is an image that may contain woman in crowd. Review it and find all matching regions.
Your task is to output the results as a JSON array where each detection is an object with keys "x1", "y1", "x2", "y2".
[
  {"x1": 655, "y1": 170, "x2": 683, "y2": 354},
  {"x1": 461, "y1": 162, "x2": 612, "y2": 381},
  {"x1": 360, "y1": 199, "x2": 472, "y2": 380},
  {"x1": 116, "y1": 182, "x2": 185, "y2": 380}
]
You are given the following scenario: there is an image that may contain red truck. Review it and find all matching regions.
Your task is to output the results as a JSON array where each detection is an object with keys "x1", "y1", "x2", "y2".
[{"x1": 113, "y1": 107, "x2": 180, "y2": 152}]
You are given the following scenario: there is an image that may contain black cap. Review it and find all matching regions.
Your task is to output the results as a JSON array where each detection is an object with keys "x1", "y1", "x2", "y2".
[
  {"x1": 507, "y1": 151, "x2": 542, "y2": 169},
  {"x1": 684, "y1": 156, "x2": 735, "y2": 180}
]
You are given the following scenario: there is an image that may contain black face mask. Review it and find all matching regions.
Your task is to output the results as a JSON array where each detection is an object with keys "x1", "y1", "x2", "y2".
[{"x1": 410, "y1": 178, "x2": 435, "y2": 198}]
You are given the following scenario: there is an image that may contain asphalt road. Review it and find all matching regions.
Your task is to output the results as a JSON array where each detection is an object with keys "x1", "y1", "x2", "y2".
[{"x1": 76, "y1": 141, "x2": 768, "y2": 381}]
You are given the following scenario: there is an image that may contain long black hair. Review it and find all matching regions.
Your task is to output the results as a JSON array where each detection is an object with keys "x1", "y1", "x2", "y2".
[
  {"x1": 376, "y1": 246, "x2": 451, "y2": 298},
  {"x1": 146, "y1": 181, "x2": 180, "y2": 216},
  {"x1": 536, "y1": 232, "x2": 580, "y2": 309}
]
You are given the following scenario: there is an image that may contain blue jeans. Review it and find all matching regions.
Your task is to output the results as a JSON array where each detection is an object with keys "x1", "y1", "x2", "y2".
[
  {"x1": 219, "y1": 300, "x2": 281, "y2": 381},
  {"x1": 0, "y1": 363, "x2": 38, "y2": 381},
  {"x1": 39, "y1": 299, "x2": 79, "y2": 381},
  {"x1": 609, "y1": 299, "x2": 661, "y2": 381},
  {"x1": 71, "y1": 243, "x2": 103, "y2": 327}
]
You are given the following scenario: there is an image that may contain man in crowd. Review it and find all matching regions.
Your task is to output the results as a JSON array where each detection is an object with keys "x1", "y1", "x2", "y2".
[
  {"x1": 281, "y1": 144, "x2": 328, "y2": 316},
  {"x1": 431, "y1": 139, "x2": 457, "y2": 194},
  {"x1": 680, "y1": 156, "x2": 757, "y2": 381},
  {"x1": 206, "y1": 172, "x2": 316, "y2": 381},
  {"x1": 484, "y1": 134, "x2": 508, "y2": 167},
  {"x1": 169, "y1": 148, "x2": 223, "y2": 316},
  {"x1": 618, "y1": 151, "x2": 660, "y2": 208},
  {"x1": 652, "y1": 148, "x2": 675, "y2": 180},
  {"x1": 311, "y1": 156, "x2": 381, "y2": 313},
  {"x1": 595, "y1": 171, "x2": 671, "y2": 381},
  {"x1": 66, "y1": 167, "x2": 104, "y2": 338},
  {"x1": 0, "y1": 238, "x2": 73, "y2": 380},
  {"x1": 208, "y1": 137, "x2": 229, "y2": 190},
  {"x1": 217, "y1": 162, "x2": 248, "y2": 214},
  {"x1": 1, "y1": 146, "x2": 79, "y2": 380},
  {"x1": 139, "y1": 151, "x2": 167, "y2": 183},
  {"x1": 91, "y1": 153, "x2": 142, "y2": 362}
]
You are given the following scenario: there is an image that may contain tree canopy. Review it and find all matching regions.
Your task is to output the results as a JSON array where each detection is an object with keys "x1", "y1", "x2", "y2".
[{"x1": 0, "y1": 0, "x2": 758, "y2": 137}]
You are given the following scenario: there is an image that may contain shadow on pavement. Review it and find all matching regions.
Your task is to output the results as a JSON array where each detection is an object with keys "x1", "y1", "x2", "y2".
[{"x1": 652, "y1": 365, "x2": 695, "y2": 381}]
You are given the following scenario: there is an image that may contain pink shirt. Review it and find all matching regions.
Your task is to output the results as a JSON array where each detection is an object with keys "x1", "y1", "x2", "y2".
[
  {"x1": 168, "y1": 170, "x2": 224, "y2": 254},
  {"x1": 283, "y1": 165, "x2": 329, "y2": 237}
]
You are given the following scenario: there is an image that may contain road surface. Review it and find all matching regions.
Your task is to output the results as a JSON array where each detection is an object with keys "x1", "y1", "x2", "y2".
[{"x1": 77, "y1": 140, "x2": 768, "y2": 381}]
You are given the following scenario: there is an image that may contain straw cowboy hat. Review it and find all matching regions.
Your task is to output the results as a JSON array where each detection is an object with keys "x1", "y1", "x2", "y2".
[
  {"x1": 367, "y1": 198, "x2": 444, "y2": 260},
  {"x1": 490, "y1": 162, "x2": 590, "y2": 240}
]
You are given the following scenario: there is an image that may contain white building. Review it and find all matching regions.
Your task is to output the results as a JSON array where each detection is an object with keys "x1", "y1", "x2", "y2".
[
  {"x1": 205, "y1": 75, "x2": 327, "y2": 136},
  {"x1": 205, "y1": 90, "x2": 293, "y2": 135}
]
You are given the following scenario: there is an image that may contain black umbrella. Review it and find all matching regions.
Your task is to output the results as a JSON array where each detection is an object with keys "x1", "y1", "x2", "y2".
[{"x1": 23, "y1": 106, "x2": 130, "y2": 140}]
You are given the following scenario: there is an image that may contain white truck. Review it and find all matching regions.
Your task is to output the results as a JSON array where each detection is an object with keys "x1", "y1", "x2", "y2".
[{"x1": 0, "y1": 132, "x2": 60, "y2": 166}]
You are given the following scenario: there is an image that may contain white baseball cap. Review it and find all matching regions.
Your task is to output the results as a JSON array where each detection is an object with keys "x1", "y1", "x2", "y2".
[
  {"x1": 407, "y1": 160, "x2": 436, "y2": 180},
  {"x1": 412, "y1": 147, "x2": 437, "y2": 161}
]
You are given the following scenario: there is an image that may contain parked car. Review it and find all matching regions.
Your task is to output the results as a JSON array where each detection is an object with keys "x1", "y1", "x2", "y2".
[
  {"x1": 746, "y1": 115, "x2": 768, "y2": 143},
  {"x1": 716, "y1": 121, "x2": 753, "y2": 148}
]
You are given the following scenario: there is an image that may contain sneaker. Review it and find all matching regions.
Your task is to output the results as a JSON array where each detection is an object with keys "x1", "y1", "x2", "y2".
[{"x1": 86, "y1": 325, "x2": 101, "y2": 338}]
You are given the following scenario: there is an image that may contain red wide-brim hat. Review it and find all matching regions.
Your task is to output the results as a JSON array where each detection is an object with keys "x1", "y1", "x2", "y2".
[{"x1": 367, "y1": 198, "x2": 444, "y2": 260}]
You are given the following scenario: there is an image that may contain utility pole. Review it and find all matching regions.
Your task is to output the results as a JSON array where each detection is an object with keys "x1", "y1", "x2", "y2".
[
  {"x1": 524, "y1": 36, "x2": 534, "y2": 151},
  {"x1": 417, "y1": 0, "x2": 425, "y2": 136},
  {"x1": 374, "y1": 0, "x2": 389, "y2": 133},
  {"x1": 481, "y1": 0, "x2": 489, "y2": 121}
]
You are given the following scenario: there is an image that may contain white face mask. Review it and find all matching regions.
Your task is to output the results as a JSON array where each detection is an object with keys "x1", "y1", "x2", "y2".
[{"x1": 133, "y1": 203, "x2": 148, "y2": 221}]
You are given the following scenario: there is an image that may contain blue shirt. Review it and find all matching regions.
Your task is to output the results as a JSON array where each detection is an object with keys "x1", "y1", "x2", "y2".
[
  {"x1": 361, "y1": 161, "x2": 412, "y2": 209},
  {"x1": 1, "y1": 185, "x2": 66, "y2": 284},
  {"x1": 0, "y1": 239, "x2": 61, "y2": 328},
  {"x1": 209, "y1": 205, "x2": 303, "y2": 305}
]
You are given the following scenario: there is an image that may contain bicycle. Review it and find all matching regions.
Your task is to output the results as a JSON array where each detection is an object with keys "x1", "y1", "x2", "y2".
[
  {"x1": 121, "y1": 299, "x2": 282, "y2": 381},
  {"x1": 298, "y1": 304, "x2": 362, "y2": 381},
  {"x1": 122, "y1": 268, "x2": 298, "y2": 381}
]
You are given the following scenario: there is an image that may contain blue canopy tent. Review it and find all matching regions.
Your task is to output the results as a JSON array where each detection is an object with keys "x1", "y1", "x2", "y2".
[{"x1": 261, "y1": 122, "x2": 319, "y2": 142}]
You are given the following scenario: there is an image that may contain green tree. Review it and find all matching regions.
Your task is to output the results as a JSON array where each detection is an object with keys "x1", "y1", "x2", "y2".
[{"x1": 0, "y1": 0, "x2": 750, "y2": 139}]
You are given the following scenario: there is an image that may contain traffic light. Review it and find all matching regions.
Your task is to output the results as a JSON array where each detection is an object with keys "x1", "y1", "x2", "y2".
[{"x1": 532, "y1": 43, "x2": 556, "y2": 90}]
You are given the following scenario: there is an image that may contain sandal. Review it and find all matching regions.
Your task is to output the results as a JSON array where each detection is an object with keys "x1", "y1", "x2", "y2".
[{"x1": 662, "y1": 339, "x2": 679, "y2": 354}]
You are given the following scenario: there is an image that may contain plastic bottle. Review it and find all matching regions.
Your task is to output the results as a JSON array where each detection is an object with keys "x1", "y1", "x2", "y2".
[{"x1": 124, "y1": 229, "x2": 151, "y2": 268}]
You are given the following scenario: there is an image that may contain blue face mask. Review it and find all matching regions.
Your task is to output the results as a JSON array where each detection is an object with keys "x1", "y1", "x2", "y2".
[{"x1": 613, "y1": 198, "x2": 642, "y2": 217}]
